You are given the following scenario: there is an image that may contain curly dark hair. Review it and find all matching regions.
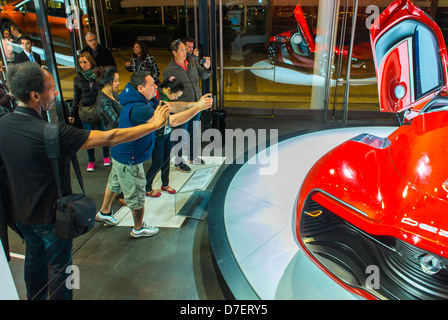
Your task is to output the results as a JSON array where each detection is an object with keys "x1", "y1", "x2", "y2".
[{"x1": 7, "y1": 61, "x2": 46, "y2": 104}]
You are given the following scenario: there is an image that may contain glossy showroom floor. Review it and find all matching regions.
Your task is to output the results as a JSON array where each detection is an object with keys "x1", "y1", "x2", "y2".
[{"x1": 4, "y1": 111, "x2": 399, "y2": 300}]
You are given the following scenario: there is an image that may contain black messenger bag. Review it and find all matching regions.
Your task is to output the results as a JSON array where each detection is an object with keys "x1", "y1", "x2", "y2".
[{"x1": 44, "y1": 122, "x2": 97, "y2": 240}]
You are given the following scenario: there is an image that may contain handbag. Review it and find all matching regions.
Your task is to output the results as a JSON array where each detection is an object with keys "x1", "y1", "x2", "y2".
[
  {"x1": 79, "y1": 103, "x2": 101, "y2": 123},
  {"x1": 44, "y1": 122, "x2": 97, "y2": 240}
]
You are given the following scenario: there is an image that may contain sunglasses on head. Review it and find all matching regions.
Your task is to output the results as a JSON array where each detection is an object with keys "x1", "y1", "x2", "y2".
[{"x1": 171, "y1": 39, "x2": 182, "y2": 50}]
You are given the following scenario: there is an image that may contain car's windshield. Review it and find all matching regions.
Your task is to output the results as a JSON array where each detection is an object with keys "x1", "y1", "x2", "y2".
[{"x1": 350, "y1": 133, "x2": 391, "y2": 149}]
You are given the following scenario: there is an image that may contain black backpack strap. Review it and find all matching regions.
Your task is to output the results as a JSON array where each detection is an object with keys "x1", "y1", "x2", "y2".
[
  {"x1": 44, "y1": 122, "x2": 86, "y2": 197},
  {"x1": 70, "y1": 150, "x2": 86, "y2": 194},
  {"x1": 44, "y1": 122, "x2": 63, "y2": 198}
]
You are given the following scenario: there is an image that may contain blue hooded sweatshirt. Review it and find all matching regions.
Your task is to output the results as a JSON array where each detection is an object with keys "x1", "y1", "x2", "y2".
[{"x1": 111, "y1": 83, "x2": 160, "y2": 165}]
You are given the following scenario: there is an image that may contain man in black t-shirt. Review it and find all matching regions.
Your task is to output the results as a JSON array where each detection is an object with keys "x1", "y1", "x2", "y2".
[{"x1": 0, "y1": 62, "x2": 170, "y2": 300}]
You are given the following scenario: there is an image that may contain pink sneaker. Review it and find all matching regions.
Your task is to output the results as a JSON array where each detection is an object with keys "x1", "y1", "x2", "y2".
[
  {"x1": 104, "y1": 157, "x2": 111, "y2": 167},
  {"x1": 86, "y1": 162, "x2": 95, "y2": 172}
]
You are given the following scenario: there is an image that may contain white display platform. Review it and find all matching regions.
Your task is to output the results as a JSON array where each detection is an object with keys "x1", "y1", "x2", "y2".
[
  {"x1": 0, "y1": 240, "x2": 19, "y2": 300},
  {"x1": 223, "y1": 126, "x2": 397, "y2": 299},
  {"x1": 250, "y1": 60, "x2": 377, "y2": 86},
  {"x1": 115, "y1": 156, "x2": 225, "y2": 228}
]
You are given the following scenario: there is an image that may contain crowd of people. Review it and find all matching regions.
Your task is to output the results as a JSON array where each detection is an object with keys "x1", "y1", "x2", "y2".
[{"x1": 0, "y1": 31, "x2": 214, "y2": 300}]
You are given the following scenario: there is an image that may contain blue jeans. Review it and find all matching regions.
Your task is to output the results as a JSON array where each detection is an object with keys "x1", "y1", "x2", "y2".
[
  {"x1": 81, "y1": 121, "x2": 109, "y2": 163},
  {"x1": 16, "y1": 223, "x2": 73, "y2": 300}
]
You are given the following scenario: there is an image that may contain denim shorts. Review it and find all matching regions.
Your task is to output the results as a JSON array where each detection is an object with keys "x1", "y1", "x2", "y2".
[{"x1": 107, "y1": 158, "x2": 146, "y2": 210}]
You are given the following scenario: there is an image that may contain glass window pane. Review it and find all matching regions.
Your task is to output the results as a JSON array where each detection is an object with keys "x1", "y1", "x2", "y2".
[{"x1": 415, "y1": 25, "x2": 442, "y2": 98}]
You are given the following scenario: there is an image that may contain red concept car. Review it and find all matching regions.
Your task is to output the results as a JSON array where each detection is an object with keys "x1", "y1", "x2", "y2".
[
  {"x1": 267, "y1": 4, "x2": 374, "y2": 76},
  {"x1": 295, "y1": 0, "x2": 448, "y2": 300}
]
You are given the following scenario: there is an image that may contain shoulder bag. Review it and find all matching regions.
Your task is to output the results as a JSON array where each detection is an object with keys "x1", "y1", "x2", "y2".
[{"x1": 44, "y1": 122, "x2": 97, "y2": 240}]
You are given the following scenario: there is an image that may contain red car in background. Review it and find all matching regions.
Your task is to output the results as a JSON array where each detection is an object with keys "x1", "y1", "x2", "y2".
[
  {"x1": 295, "y1": 0, "x2": 448, "y2": 300},
  {"x1": 0, "y1": 0, "x2": 88, "y2": 44},
  {"x1": 267, "y1": 4, "x2": 374, "y2": 77}
]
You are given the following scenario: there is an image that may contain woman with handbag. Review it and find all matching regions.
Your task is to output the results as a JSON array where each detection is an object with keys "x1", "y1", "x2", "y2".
[
  {"x1": 94, "y1": 65, "x2": 127, "y2": 207},
  {"x1": 95, "y1": 66, "x2": 121, "y2": 130},
  {"x1": 68, "y1": 52, "x2": 110, "y2": 172}
]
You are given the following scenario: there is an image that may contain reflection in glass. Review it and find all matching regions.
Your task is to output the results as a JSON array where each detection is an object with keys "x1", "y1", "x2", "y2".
[{"x1": 415, "y1": 26, "x2": 442, "y2": 98}]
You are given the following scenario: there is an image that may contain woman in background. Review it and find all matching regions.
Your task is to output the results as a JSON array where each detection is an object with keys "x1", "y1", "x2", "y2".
[
  {"x1": 69, "y1": 52, "x2": 109, "y2": 172},
  {"x1": 95, "y1": 65, "x2": 127, "y2": 207},
  {"x1": 95, "y1": 66, "x2": 121, "y2": 130},
  {"x1": 125, "y1": 40, "x2": 160, "y2": 84}
]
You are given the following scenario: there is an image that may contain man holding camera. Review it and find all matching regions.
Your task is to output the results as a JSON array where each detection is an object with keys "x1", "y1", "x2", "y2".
[
  {"x1": 96, "y1": 71, "x2": 213, "y2": 237},
  {"x1": 184, "y1": 37, "x2": 200, "y2": 61},
  {"x1": 163, "y1": 39, "x2": 212, "y2": 173}
]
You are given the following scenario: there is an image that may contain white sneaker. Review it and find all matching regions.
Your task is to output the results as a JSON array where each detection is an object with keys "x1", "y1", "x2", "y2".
[
  {"x1": 95, "y1": 210, "x2": 119, "y2": 226},
  {"x1": 130, "y1": 223, "x2": 159, "y2": 238},
  {"x1": 187, "y1": 157, "x2": 205, "y2": 165}
]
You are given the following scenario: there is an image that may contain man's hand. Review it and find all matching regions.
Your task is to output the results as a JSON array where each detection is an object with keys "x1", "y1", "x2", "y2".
[
  {"x1": 68, "y1": 116, "x2": 75, "y2": 124},
  {"x1": 197, "y1": 93, "x2": 213, "y2": 110},
  {"x1": 148, "y1": 102, "x2": 171, "y2": 129},
  {"x1": 202, "y1": 57, "x2": 211, "y2": 69}
]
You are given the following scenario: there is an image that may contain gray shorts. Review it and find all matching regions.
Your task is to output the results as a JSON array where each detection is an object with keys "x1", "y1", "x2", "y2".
[{"x1": 107, "y1": 158, "x2": 146, "y2": 211}]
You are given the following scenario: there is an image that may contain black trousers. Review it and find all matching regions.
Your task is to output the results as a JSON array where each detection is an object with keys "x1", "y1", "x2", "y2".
[{"x1": 145, "y1": 133, "x2": 173, "y2": 191}]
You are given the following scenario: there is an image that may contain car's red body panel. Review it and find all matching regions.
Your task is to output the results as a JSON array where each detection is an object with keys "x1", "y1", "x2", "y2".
[
  {"x1": 370, "y1": 0, "x2": 448, "y2": 114},
  {"x1": 295, "y1": 0, "x2": 448, "y2": 300},
  {"x1": 297, "y1": 111, "x2": 448, "y2": 256}
]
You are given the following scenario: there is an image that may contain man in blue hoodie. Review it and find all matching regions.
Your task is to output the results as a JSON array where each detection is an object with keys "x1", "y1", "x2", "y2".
[{"x1": 96, "y1": 71, "x2": 213, "y2": 238}]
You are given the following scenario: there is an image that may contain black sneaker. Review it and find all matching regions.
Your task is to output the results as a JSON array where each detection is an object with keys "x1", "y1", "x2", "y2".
[{"x1": 174, "y1": 163, "x2": 192, "y2": 173}]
